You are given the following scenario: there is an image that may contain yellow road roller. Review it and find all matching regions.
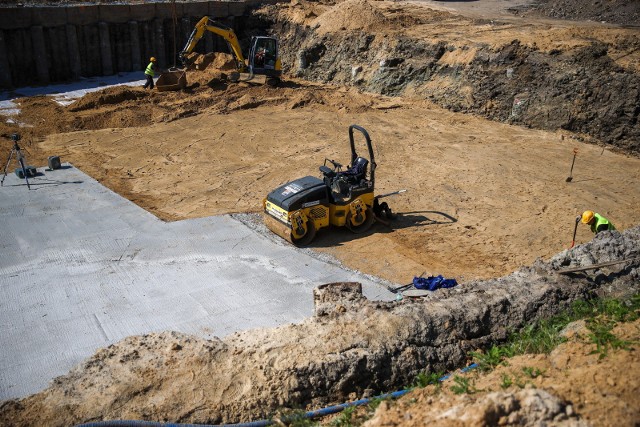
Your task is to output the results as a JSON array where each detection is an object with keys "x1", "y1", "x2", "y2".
[{"x1": 263, "y1": 124, "x2": 392, "y2": 246}]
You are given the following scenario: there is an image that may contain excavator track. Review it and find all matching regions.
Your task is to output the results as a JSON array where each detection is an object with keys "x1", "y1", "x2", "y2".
[{"x1": 263, "y1": 213, "x2": 294, "y2": 244}]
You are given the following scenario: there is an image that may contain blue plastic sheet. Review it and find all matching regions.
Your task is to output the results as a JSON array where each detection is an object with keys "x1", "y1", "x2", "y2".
[{"x1": 413, "y1": 275, "x2": 458, "y2": 291}]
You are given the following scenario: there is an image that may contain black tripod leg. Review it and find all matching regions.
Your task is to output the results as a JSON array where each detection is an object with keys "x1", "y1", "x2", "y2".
[
  {"x1": 1, "y1": 149, "x2": 15, "y2": 187},
  {"x1": 18, "y1": 157, "x2": 30, "y2": 190}
]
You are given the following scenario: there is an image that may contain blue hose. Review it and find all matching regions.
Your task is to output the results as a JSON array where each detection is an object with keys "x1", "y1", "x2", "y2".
[{"x1": 76, "y1": 364, "x2": 478, "y2": 427}]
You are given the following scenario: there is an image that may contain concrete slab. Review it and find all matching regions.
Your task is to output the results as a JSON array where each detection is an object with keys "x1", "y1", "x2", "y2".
[{"x1": 0, "y1": 164, "x2": 394, "y2": 400}]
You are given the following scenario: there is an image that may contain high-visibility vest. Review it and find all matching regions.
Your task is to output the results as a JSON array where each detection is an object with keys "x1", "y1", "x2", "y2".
[
  {"x1": 145, "y1": 62, "x2": 155, "y2": 77},
  {"x1": 591, "y1": 213, "x2": 615, "y2": 234}
]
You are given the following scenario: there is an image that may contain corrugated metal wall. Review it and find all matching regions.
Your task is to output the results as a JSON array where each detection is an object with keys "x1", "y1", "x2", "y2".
[{"x1": 0, "y1": 0, "x2": 278, "y2": 88}]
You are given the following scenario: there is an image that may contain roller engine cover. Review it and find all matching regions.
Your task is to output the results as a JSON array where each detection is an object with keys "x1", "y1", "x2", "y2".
[{"x1": 265, "y1": 176, "x2": 329, "y2": 213}]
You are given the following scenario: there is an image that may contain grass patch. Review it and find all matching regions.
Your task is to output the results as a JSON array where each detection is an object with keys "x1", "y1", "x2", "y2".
[
  {"x1": 586, "y1": 316, "x2": 632, "y2": 359},
  {"x1": 450, "y1": 375, "x2": 479, "y2": 395},
  {"x1": 470, "y1": 345, "x2": 512, "y2": 372},
  {"x1": 412, "y1": 370, "x2": 444, "y2": 389},
  {"x1": 330, "y1": 406, "x2": 356, "y2": 427},
  {"x1": 277, "y1": 409, "x2": 319, "y2": 427},
  {"x1": 522, "y1": 366, "x2": 544, "y2": 379},
  {"x1": 500, "y1": 373, "x2": 513, "y2": 389},
  {"x1": 470, "y1": 294, "x2": 639, "y2": 373}
]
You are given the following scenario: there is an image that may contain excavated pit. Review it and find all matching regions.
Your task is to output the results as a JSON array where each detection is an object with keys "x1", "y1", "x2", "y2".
[{"x1": 1, "y1": 1, "x2": 640, "y2": 426}]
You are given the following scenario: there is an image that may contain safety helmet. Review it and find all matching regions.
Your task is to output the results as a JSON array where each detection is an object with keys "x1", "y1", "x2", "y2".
[
  {"x1": 581, "y1": 210, "x2": 595, "y2": 224},
  {"x1": 150, "y1": 57, "x2": 157, "y2": 62}
]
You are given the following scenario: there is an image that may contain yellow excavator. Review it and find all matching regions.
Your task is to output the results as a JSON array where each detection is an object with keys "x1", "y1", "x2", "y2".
[{"x1": 179, "y1": 17, "x2": 282, "y2": 86}]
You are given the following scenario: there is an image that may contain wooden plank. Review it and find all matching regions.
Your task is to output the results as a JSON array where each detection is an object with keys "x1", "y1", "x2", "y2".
[
  {"x1": 402, "y1": 289, "x2": 431, "y2": 297},
  {"x1": 556, "y1": 257, "x2": 639, "y2": 274}
]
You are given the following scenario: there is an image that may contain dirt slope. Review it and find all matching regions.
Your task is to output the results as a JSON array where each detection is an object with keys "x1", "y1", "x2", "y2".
[{"x1": 265, "y1": 0, "x2": 640, "y2": 154}]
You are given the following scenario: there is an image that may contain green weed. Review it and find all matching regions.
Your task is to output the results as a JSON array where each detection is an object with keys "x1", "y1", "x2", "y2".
[
  {"x1": 330, "y1": 406, "x2": 356, "y2": 427},
  {"x1": 412, "y1": 371, "x2": 444, "y2": 389},
  {"x1": 586, "y1": 317, "x2": 631, "y2": 359},
  {"x1": 470, "y1": 346, "x2": 509, "y2": 372},
  {"x1": 522, "y1": 366, "x2": 544, "y2": 379},
  {"x1": 506, "y1": 316, "x2": 570, "y2": 355},
  {"x1": 506, "y1": 295, "x2": 640, "y2": 357},
  {"x1": 514, "y1": 375, "x2": 528, "y2": 389},
  {"x1": 500, "y1": 374, "x2": 513, "y2": 389},
  {"x1": 277, "y1": 409, "x2": 318, "y2": 427},
  {"x1": 366, "y1": 396, "x2": 386, "y2": 412},
  {"x1": 450, "y1": 375, "x2": 478, "y2": 395},
  {"x1": 572, "y1": 296, "x2": 640, "y2": 322}
]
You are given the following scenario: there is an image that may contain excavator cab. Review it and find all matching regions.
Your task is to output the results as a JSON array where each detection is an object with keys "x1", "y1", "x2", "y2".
[{"x1": 248, "y1": 36, "x2": 281, "y2": 86}]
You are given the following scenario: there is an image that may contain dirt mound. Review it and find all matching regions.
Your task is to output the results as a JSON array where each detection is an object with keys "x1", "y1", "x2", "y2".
[
  {"x1": 184, "y1": 52, "x2": 237, "y2": 72},
  {"x1": 1, "y1": 227, "x2": 638, "y2": 426},
  {"x1": 311, "y1": 0, "x2": 388, "y2": 34},
  {"x1": 184, "y1": 53, "x2": 238, "y2": 88},
  {"x1": 515, "y1": 0, "x2": 640, "y2": 26},
  {"x1": 68, "y1": 86, "x2": 146, "y2": 112},
  {"x1": 369, "y1": 388, "x2": 588, "y2": 426}
]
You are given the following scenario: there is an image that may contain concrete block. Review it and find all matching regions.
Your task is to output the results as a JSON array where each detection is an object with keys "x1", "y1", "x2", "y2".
[
  {"x1": 152, "y1": 18, "x2": 166, "y2": 69},
  {"x1": 0, "y1": 7, "x2": 32, "y2": 30},
  {"x1": 15, "y1": 165, "x2": 37, "y2": 178},
  {"x1": 48, "y1": 156, "x2": 61, "y2": 170},
  {"x1": 208, "y1": 1, "x2": 230, "y2": 18},
  {"x1": 48, "y1": 26, "x2": 68, "y2": 80},
  {"x1": 66, "y1": 5, "x2": 99, "y2": 26},
  {"x1": 129, "y1": 21, "x2": 142, "y2": 73},
  {"x1": 32, "y1": 7, "x2": 67, "y2": 27},
  {"x1": 98, "y1": 4, "x2": 132, "y2": 24},
  {"x1": 128, "y1": 4, "x2": 156, "y2": 21}
]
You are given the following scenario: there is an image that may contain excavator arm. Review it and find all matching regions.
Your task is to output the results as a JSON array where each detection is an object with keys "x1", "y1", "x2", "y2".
[{"x1": 179, "y1": 17, "x2": 247, "y2": 72}]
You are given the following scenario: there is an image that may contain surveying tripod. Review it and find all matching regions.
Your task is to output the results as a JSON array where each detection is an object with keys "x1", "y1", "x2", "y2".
[{"x1": 1, "y1": 133, "x2": 31, "y2": 190}]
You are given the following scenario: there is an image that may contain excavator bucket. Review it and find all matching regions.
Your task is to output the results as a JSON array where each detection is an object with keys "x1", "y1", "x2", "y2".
[
  {"x1": 263, "y1": 213, "x2": 294, "y2": 244},
  {"x1": 237, "y1": 73, "x2": 267, "y2": 84},
  {"x1": 156, "y1": 70, "x2": 187, "y2": 92}
]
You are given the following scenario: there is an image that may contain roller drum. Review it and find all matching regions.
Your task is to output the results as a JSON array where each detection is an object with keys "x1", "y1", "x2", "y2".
[{"x1": 263, "y1": 213, "x2": 294, "y2": 244}]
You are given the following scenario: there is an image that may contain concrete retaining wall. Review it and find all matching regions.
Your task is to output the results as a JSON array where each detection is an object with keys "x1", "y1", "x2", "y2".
[{"x1": 0, "y1": 0, "x2": 282, "y2": 88}]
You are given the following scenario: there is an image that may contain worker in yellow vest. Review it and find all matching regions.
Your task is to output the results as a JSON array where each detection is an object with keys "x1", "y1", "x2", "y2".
[
  {"x1": 143, "y1": 57, "x2": 157, "y2": 90},
  {"x1": 581, "y1": 210, "x2": 616, "y2": 234}
]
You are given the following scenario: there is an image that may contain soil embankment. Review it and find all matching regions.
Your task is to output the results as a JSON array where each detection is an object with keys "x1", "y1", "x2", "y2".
[{"x1": 261, "y1": 0, "x2": 640, "y2": 155}]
